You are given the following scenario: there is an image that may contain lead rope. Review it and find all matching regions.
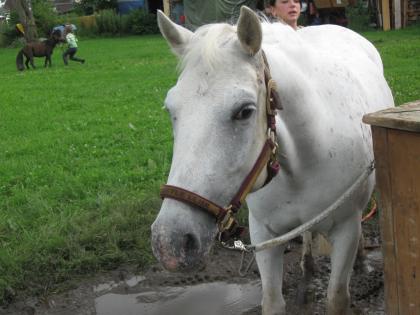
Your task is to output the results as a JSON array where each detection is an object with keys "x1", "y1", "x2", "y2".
[{"x1": 222, "y1": 161, "x2": 375, "y2": 276}]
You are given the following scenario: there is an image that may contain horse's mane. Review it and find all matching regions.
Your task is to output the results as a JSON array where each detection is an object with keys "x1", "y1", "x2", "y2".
[
  {"x1": 42, "y1": 38, "x2": 56, "y2": 46},
  {"x1": 179, "y1": 21, "x2": 300, "y2": 72}
]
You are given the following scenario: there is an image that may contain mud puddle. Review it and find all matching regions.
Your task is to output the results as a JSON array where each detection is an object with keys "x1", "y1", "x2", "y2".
[
  {"x1": 96, "y1": 280, "x2": 261, "y2": 315},
  {"x1": 1, "y1": 221, "x2": 384, "y2": 315}
]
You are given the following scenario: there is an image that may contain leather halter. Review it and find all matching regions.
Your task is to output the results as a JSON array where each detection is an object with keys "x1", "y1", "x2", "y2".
[{"x1": 160, "y1": 50, "x2": 281, "y2": 241}]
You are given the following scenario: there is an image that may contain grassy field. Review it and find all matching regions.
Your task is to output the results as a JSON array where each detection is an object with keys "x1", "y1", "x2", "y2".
[
  {"x1": 0, "y1": 35, "x2": 177, "y2": 303},
  {"x1": 1, "y1": 25, "x2": 420, "y2": 304}
]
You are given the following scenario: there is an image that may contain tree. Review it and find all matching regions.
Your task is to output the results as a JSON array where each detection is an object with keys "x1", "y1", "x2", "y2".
[{"x1": 5, "y1": 0, "x2": 38, "y2": 41}]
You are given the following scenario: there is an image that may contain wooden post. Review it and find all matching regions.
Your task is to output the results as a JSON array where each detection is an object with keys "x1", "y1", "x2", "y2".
[
  {"x1": 382, "y1": 0, "x2": 391, "y2": 30},
  {"x1": 402, "y1": 0, "x2": 408, "y2": 27},
  {"x1": 163, "y1": 0, "x2": 170, "y2": 16},
  {"x1": 363, "y1": 100, "x2": 420, "y2": 315},
  {"x1": 394, "y1": 0, "x2": 402, "y2": 28}
]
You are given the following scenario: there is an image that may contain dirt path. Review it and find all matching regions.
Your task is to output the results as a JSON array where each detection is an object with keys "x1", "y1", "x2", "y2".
[{"x1": 1, "y1": 222, "x2": 384, "y2": 315}]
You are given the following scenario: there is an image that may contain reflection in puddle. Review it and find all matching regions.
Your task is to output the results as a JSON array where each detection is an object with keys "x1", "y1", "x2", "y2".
[
  {"x1": 94, "y1": 276, "x2": 146, "y2": 293},
  {"x1": 125, "y1": 276, "x2": 146, "y2": 287},
  {"x1": 95, "y1": 281, "x2": 261, "y2": 315},
  {"x1": 365, "y1": 249, "x2": 383, "y2": 273},
  {"x1": 366, "y1": 249, "x2": 382, "y2": 262}
]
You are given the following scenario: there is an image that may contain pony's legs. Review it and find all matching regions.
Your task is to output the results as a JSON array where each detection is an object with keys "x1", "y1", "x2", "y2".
[
  {"x1": 45, "y1": 55, "x2": 52, "y2": 67},
  {"x1": 249, "y1": 213, "x2": 286, "y2": 315},
  {"x1": 25, "y1": 56, "x2": 30, "y2": 69},
  {"x1": 327, "y1": 215, "x2": 361, "y2": 315},
  {"x1": 29, "y1": 56, "x2": 35, "y2": 69}
]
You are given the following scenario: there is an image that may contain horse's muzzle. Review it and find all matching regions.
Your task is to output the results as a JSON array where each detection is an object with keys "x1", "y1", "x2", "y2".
[{"x1": 151, "y1": 211, "x2": 214, "y2": 271}]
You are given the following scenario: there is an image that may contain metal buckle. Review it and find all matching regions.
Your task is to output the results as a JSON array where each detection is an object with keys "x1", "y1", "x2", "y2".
[
  {"x1": 266, "y1": 79, "x2": 277, "y2": 116},
  {"x1": 267, "y1": 128, "x2": 278, "y2": 150},
  {"x1": 218, "y1": 208, "x2": 235, "y2": 233}
]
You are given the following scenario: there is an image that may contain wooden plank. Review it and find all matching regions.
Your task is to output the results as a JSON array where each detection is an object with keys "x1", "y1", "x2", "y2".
[
  {"x1": 163, "y1": 0, "x2": 170, "y2": 16},
  {"x1": 382, "y1": 0, "x2": 391, "y2": 29},
  {"x1": 394, "y1": 0, "x2": 402, "y2": 28},
  {"x1": 363, "y1": 101, "x2": 420, "y2": 133},
  {"x1": 371, "y1": 127, "x2": 400, "y2": 315},
  {"x1": 388, "y1": 129, "x2": 420, "y2": 314},
  {"x1": 403, "y1": 0, "x2": 408, "y2": 27}
]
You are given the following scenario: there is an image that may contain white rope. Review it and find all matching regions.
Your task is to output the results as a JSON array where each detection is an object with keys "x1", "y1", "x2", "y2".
[{"x1": 243, "y1": 162, "x2": 375, "y2": 253}]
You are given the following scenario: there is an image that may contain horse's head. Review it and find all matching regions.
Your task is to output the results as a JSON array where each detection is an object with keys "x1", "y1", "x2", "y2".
[
  {"x1": 152, "y1": 7, "x2": 277, "y2": 271},
  {"x1": 51, "y1": 29, "x2": 63, "y2": 44}
]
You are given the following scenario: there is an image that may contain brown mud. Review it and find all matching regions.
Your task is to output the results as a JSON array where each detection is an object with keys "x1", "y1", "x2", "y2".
[{"x1": 1, "y1": 221, "x2": 384, "y2": 315}]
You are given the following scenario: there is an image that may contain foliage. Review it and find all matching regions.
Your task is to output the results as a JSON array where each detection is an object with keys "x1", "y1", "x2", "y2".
[
  {"x1": 95, "y1": 9, "x2": 120, "y2": 34},
  {"x1": 127, "y1": 9, "x2": 159, "y2": 35},
  {"x1": 0, "y1": 22, "x2": 17, "y2": 47},
  {"x1": 346, "y1": 0, "x2": 373, "y2": 32},
  {"x1": 63, "y1": 9, "x2": 158, "y2": 37},
  {"x1": 32, "y1": 0, "x2": 59, "y2": 37},
  {"x1": 74, "y1": 0, "x2": 118, "y2": 16},
  {"x1": 0, "y1": 0, "x2": 59, "y2": 45},
  {"x1": 0, "y1": 25, "x2": 420, "y2": 305},
  {"x1": 0, "y1": 11, "x2": 21, "y2": 47}
]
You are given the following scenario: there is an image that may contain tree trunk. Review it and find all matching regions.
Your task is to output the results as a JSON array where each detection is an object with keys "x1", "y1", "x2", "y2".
[{"x1": 10, "y1": 0, "x2": 38, "y2": 42}]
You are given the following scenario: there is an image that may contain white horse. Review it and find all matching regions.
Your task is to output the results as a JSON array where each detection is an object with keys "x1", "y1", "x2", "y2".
[{"x1": 151, "y1": 7, "x2": 394, "y2": 315}]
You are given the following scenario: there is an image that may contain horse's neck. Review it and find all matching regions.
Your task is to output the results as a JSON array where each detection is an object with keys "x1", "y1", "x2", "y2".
[
  {"x1": 46, "y1": 39, "x2": 56, "y2": 47},
  {"x1": 267, "y1": 50, "x2": 327, "y2": 177}
]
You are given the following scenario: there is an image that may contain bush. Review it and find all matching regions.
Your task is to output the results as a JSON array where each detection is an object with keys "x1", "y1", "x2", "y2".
[
  {"x1": 96, "y1": 9, "x2": 119, "y2": 34},
  {"x1": 127, "y1": 9, "x2": 158, "y2": 35},
  {"x1": 0, "y1": 12, "x2": 22, "y2": 47},
  {"x1": 347, "y1": 0, "x2": 373, "y2": 31},
  {"x1": 74, "y1": 0, "x2": 118, "y2": 16},
  {"x1": 79, "y1": 15, "x2": 99, "y2": 36},
  {"x1": 32, "y1": 0, "x2": 59, "y2": 37},
  {"x1": 52, "y1": 9, "x2": 159, "y2": 38},
  {"x1": 0, "y1": 23, "x2": 16, "y2": 47}
]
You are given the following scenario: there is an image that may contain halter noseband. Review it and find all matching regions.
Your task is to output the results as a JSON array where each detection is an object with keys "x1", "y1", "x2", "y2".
[{"x1": 160, "y1": 51, "x2": 282, "y2": 242}]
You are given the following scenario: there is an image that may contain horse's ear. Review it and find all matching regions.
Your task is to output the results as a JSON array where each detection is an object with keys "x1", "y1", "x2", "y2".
[
  {"x1": 157, "y1": 10, "x2": 193, "y2": 57},
  {"x1": 237, "y1": 6, "x2": 262, "y2": 56}
]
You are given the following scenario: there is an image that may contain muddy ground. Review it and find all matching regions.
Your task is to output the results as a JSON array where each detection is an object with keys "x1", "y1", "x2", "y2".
[{"x1": 1, "y1": 221, "x2": 384, "y2": 315}]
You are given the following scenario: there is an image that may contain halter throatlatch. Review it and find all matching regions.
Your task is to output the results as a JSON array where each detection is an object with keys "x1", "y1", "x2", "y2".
[{"x1": 160, "y1": 50, "x2": 281, "y2": 242}]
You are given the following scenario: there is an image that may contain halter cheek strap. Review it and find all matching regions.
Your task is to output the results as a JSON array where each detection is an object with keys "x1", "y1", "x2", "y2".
[{"x1": 160, "y1": 50, "x2": 281, "y2": 242}]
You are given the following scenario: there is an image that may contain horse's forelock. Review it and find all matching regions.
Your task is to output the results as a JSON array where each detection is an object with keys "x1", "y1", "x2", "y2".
[{"x1": 179, "y1": 23, "x2": 237, "y2": 72}]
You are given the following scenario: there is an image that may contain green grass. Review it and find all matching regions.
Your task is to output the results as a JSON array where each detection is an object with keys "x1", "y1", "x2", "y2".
[
  {"x1": 0, "y1": 25, "x2": 420, "y2": 305},
  {"x1": 362, "y1": 25, "x2": 420, "y2": 105}
]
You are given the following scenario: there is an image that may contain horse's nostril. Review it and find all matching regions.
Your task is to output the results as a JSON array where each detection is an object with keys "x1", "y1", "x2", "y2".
[{"x1": 183, "y1": 233, "x2": 199, "y2": 254}]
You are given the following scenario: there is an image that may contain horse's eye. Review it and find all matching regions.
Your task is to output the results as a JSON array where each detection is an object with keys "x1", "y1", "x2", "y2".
[{"x1": 233, "y1": 105, "x2": 256, "y2": 121}]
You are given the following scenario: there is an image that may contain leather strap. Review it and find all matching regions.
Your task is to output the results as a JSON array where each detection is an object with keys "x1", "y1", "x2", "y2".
[
  {"x1": 160, "y1": 186, "x2": 244, "y2": 240},
  {"x1": 229, "y1": 139, "x2": 276, "y2": 211},
  {"x1": 160, "y1": 185, "x2": 227, "y2": 220}
]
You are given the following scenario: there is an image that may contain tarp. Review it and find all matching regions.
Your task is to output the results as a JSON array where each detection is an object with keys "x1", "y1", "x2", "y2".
[
  {"x1": 184, "y1": 0, "x2": 257, "y2": 30},
  {"x1": 117, "y1": 0, "x2": 144, "y2": 14}
]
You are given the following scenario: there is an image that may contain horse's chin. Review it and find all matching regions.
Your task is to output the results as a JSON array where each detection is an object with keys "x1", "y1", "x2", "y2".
[{"x1": 159, "y1": 254, "x2": 208, "y2": 273}]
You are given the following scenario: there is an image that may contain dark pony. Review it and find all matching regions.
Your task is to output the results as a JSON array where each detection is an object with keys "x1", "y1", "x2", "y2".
[{"x1": 16, "y1": 30, "x2": 62, "y2": 71}]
